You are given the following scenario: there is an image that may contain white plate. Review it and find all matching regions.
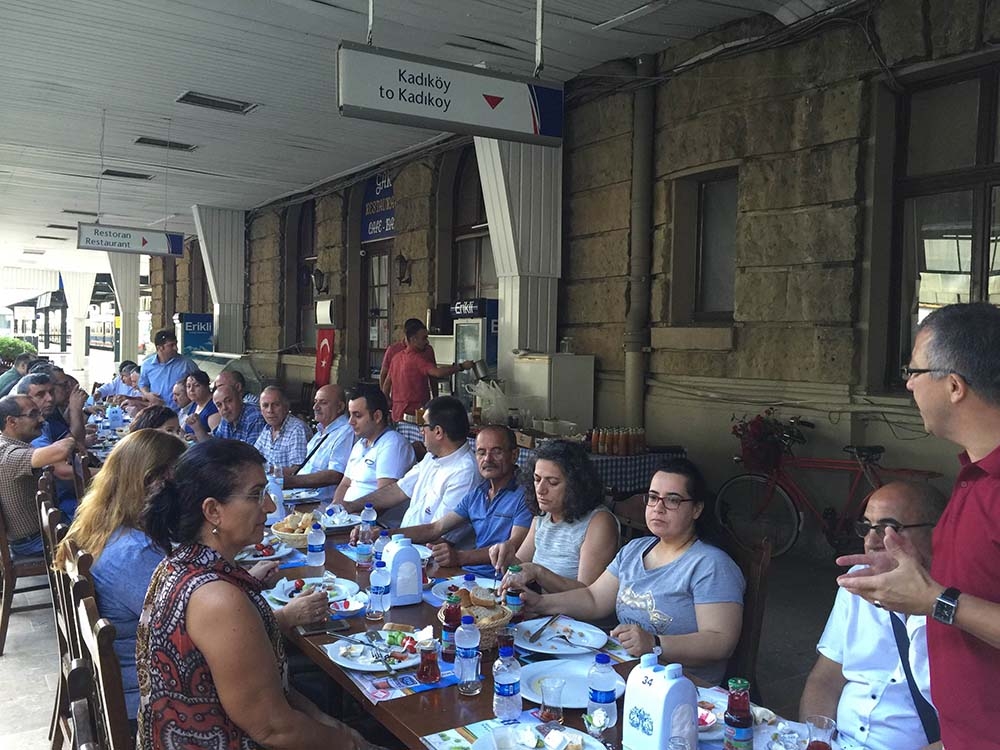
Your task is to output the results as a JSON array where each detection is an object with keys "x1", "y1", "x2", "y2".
[
  {"x1": 325, "y1": 639, "x2": 420, "y2": 672},
  {"x1": 696, "y1": 691, "x2": 726, "y2": 741},
  {"x1": 470, "y1": 726, "x2": 603, "y2": 750},
  {"x1": 235, "y1": 542, "x2": 294, "y2": 563},
  {"x1": 431, "y1": 575, "x2": 499, "y2": 601},
  {"x1": 514, "y1": 618, "x2": 608, "y2": 655},
  {"x1": 698, "y1": 707, "x2": 718, "y2": 732},
  {"x1": 319, "y1": 512, "x2": 362, "y2": 530},
  {"x1": 328, "y1": 592, "x2": 368, "y2": 615},
  {"x1": 268, "y1": 576, "x2": 360, "y2": 604},
  {"x1": 520, "y1": 659, "x2": 625, "y2": 709},
  {"x1": 283, "y1": 489, "x2": 322, "y2": 502}
]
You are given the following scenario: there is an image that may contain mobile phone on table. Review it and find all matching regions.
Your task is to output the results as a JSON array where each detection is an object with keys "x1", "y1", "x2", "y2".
[{"x1": 296, "y1": 619, "x2": 350, "y2": 636}]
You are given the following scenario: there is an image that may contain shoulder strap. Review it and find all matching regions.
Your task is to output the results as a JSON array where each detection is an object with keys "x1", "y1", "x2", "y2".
[
  {"x1": 889, "y1": 612, "x2": 940, "y2": 744},
  {"x1": 294, "y1": 430, "x2": 330, "y2": 474}
]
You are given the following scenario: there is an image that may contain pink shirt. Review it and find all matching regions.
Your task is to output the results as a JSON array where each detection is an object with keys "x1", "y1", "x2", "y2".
[
  {"x1": 382, "y1": 341, "x2": 435, "y2": 374},
  {"x1": 387, "y1": 348, "x2": 438, "y2": 421}
]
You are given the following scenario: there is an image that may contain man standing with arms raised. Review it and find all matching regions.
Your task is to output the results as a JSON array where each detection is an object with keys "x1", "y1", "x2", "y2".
[
  {"x1": 283, "y1": 384, "x2": 355, "y2": 503},
  {"x1": 139, "y1": 329, "x2": 196, "y2": 409},
  {"x1": 839, "y1": 303, "x2": 1000, "y2": 749}
]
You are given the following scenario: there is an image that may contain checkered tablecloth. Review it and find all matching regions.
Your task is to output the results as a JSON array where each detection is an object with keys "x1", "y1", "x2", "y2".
[{"x1": 393, "y1": 422, "x2": 683, "y2": 496}]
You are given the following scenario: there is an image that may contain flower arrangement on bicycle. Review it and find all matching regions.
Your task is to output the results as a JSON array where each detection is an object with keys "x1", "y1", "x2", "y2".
[{"x1": 731, "y1": 408, "x2": 786, "y2": 472}]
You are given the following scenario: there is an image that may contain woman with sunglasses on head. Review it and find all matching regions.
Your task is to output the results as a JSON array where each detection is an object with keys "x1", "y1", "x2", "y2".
[
  {"x1": 137, "y1": 439, "x2": 383, "y2": 750},
  {"x1": 518, "y1": 457, "x2": 745, "y2": 685},
  {"x1": 490, "y1": 439, "x2": 620, "y2": 593}
]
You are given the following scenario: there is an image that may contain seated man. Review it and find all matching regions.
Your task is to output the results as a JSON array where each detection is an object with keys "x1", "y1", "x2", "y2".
[
  {"x1": 0, "y1": 353, "x2": 36, "y2": 397},
  {"x1": 800, "y1": 481, "x2": 946, "y2": 750},
  {"x1": 389, "y1": 425, "x2": 533, "y2": 576},
  {"x1": 189, "y1": 384, "x2": 266, "y2": 445},
  {"x1": 342, "y1": 395, "x2": 478, "y2": 529},
  {"x1": 283, "y1": 384, "x2": 355, "y2": 502},
  {"x1": 215, "y1": 369, "x2": 258, "y2": 405},
  {"x1": 0, "y1": 395, "x2": 75, "y2": 556},
  {"x1": 254, "y1": 386, "x2": 313, "y2": 468},
  {"x1": 94, "y1": 360, "x2": 140, "y2": 401},
  {"x1": 331, "y1": 385, "x2": 414, "y2": 507}
]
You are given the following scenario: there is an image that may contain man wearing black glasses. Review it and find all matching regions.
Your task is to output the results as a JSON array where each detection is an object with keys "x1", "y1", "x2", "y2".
[
  {"x1": 839, "y1": 302, "x2": 1000, "y2": 750},
  {"x1": 802, "y1": 481, "x2": 945, "y2": 750},
  {"x1": 0, "y1": 395, "x2": 75, "y2": 558}
]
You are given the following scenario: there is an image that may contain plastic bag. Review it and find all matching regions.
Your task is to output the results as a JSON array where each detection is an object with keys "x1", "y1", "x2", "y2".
[{"x1": 465, "y1": 380, "x2": 508, "y2": 424}]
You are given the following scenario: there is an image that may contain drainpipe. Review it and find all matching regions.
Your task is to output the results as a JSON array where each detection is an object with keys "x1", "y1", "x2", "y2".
[{"x1": 624, "y1": 54, "x2": 654, "y2": 427}]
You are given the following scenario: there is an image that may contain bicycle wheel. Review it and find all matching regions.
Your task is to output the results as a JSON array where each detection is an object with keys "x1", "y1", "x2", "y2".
[{"x1": 715, "y1": 473, "x2": 801, "y2": 557}]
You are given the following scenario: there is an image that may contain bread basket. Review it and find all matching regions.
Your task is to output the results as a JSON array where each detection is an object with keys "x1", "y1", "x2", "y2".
[
  {"x1": 270, "y1": 528, "x2": 309, "y2": 549},
  {"x1": 437, "y1": 603, "x2": 513, "y2": 650}
]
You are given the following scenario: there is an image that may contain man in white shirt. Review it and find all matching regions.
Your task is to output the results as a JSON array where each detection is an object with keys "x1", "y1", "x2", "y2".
[
  {"x1": 283, "y1": 384, "x2": 354, "y2": 502},
  {"x1": 332, "y1": 385, "x2": 414, "y2": 507},
  {"x1": 800, "y1": 481, "x2": 946, "y2": 750},
  {"x1": 343, "y1": 396, "x2": 477, "y2": 529}
]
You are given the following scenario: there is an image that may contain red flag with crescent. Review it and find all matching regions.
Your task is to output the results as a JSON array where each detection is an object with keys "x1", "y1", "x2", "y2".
[{"x1": 315, "y1": 329, "x2": 335, "y2": 387}]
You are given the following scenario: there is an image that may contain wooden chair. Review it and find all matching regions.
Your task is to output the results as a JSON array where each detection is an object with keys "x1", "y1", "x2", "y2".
[
  {"x1": 76, "y1": 595, "x2": 133, "y2": 750},
  {"x1": 608, "y1": 492, "x2": 650, "y2": 543},
  {"x1": 0, "y1": 504, "x2": 50, "y2": 656},
  {"x1": 67, "y1": 657, "x2": 99, "y2": 750}
]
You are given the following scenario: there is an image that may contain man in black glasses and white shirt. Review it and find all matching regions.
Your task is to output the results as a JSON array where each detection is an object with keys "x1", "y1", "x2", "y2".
[{"x1": 800, "y1": 481, "x2": 946, "y2": 750}]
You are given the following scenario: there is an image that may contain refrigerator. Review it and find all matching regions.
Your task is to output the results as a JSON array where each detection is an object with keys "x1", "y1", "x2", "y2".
[
  {"x1": 511, "y1": 353, "x2": 595, "y2": 430},
  {"x1": 452, "y1": 313, "x2": 499, "y2": 409},
  {"x1": 427, "y1": 334, "x2": 456, "y2": 398}
]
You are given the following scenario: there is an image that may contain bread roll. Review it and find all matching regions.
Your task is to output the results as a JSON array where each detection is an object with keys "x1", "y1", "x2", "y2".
[
  {"x1": 470, "y1": 586, "x2": 498, "y2": 607},
  {"x1": 382, "y1": 623, "x2": 414, "y2": 633}
]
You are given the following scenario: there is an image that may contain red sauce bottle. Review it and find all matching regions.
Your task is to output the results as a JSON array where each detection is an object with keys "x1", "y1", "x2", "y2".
[
  {"x1": 441, "y1": 594, "x2": 462, "y2": 663},
  {"x1": 723, "y1": 677, "x2": 753, "y2": 750}
]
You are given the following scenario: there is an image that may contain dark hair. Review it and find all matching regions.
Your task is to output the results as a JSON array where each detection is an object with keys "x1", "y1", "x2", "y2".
[
  {"x1": 174, "y1": 375, "x2": 191, "y2": 388},
  {"x1": 15, "y1": 372, "x2": 51, "y2": 394},
  {"x1": 27, "y1": 360, "x2": 55, "y2": 374},
  {"x1": 919, "y1": 302, "x2": 1000, "y2": 406},
  {"x1": 142, "y1": 439, "x2": 265, "y2": 554},
  {"x1": 154, "y1": 329, "x2": 177, "y2": 346},
  {"x1": 130, "y1": 405, "x2": 179, "y2": 432},
  {"x1": 186, "y1": 370, "x2": 211, "y2": 388},
  {"x1": 118, "y1": 360, "x2": 138, "y2": 374},
  {"x1": 522, "y1": 440, "x2": 603, "y2": 523},
  {"x1": 404, "y1": 318, "x2": 427, "y2": 339},
  {"x1": 0, "y1": 395, "x2": 26, "y2": 426},
  {"x1": 477, "y1": 424, "x2": 518, "y2": 451},
  {"x1": 653, "y1": 457, "x2": 709, "y2": 505},
  {"x1": 347, "y1": 383, "x2": 390, "y2": 425},
  {"x1": 424, "y1": 396, "x2": 469, "y2": 442},
  {"x1": 13, "y1": 353, "x2": 34, "y2": 368}
]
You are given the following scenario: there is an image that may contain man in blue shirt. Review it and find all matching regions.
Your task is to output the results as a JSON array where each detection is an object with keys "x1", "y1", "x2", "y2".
[
  {"x1": 138, "y1": 329, "x2": 196, "y2": 409},
  {"x1": 388, "y1": 425, "x2": 532, "y2": 576},
  {"x1": 208, "y1": 384, "x2": 267, "y2": 445}
]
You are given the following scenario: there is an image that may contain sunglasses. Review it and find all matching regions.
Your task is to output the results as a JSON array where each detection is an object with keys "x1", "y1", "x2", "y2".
[{"x1": 854, "y1": 520, "x2": 935, "y2": 538}]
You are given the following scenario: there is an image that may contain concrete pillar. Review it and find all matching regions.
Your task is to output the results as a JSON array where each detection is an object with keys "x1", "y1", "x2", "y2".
[
  {"x1": 192, "y1": 205, "x2": 246, "y2": 353},
  {"x1": 474, "y1": 137, "x2": 562, "y2": 381},
  {"x1": 61, "y1": 271, "x2": 96, "y2": 373},
  {"x1": 107, "y1": 253, "x2": 140, "y2": 362}
]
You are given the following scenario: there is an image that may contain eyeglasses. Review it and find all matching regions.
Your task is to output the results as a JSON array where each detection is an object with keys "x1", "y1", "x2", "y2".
[
  {"x1": 854, "y1": 520, "x2": 935, "y2": 538},
  {"x1": 900, "y1": 365, "x2": 973, "y2": 385},
  {"x1": 15, "y1": 410, "x2": 41, "y2": 419},
  {"x1": 475, "y1": 448, "x2": 508, "y2": 459},
  {"x1": 236, "y1": 486, "x2": 271, "y2": 507},
  {"x1": 643, "y1": 492, "x2": 696, "y2": 510}
]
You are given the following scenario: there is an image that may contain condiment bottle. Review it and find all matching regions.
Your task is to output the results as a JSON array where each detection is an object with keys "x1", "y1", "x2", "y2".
[
  {"x1": 505, "y1": 564, "x2": 524, "y2": 623},
  {"x1": 441, "y1": 594, "x2": 462, "y2": 663},
  {"x1": 723, "y1": 677, "x2": 753, "y2": 750},
  {"x1": 591, "y1": 428, "x2": 600, "y2": 454},
  {"x1": 597, "y1": 429, "x2": 607, "y2": 455}
]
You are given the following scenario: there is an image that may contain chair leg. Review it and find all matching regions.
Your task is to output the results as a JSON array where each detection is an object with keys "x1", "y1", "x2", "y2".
[{"x1": 0, "y1": 571, "x2": 15, "y2": 656}]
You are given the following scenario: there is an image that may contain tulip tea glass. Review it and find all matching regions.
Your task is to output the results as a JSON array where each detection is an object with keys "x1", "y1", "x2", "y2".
[
  {"x1": 538, "y1": 677, "x2": 565, "y2": 724},
  {"x1": 805, "y1": 715, "x2": 836, "y2": 750}
]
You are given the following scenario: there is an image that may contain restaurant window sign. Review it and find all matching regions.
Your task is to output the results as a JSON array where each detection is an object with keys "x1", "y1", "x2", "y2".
[{"x1": 361, "y1": 172, "x2": 395, "y2": 244}]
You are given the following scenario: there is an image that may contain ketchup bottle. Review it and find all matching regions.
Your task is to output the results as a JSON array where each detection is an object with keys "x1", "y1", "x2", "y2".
[
  {"x1": 723, "y1": 677, "x2": 753, "y2": 750},
  {"x1": 441, "y1": 594, "x2": 462, "y2": 663}
]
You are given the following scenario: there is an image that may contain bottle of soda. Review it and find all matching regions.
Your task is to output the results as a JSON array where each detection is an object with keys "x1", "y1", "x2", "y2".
[
  {"x1": 441, "y1": 594, "x2": 462, "y2": 664},
  {"x1": 356, "y1": 503, "x2": 377, "y2": 571},
  {"x1": 504, "y1": 565, "x2": 524, "y2": 623},
  {"x1": 587, "y1": 653, "x2": 618, "y2": 729},
  {"x1": 492, "y1": 646, "x2": 522, "y2": 722},
  {"x1": 455, "y1": 614, "x2": 482, "y2": 696},
  {"x1": 723, "y1": 677, "x2": 753, "y2": 750},
  {"x1": 367, "y1": 560, "x2": 390, "y2": 622},
  {"x1": 305, "y1": 523, "x2": 325, "y2": 567}
]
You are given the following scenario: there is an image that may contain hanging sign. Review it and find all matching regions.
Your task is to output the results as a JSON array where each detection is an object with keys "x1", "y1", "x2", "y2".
[
  {"x1": 77, "y1": 222, "x2": 183, "y2": 257},
  {"x1": 338, "y1": 41, "x2": 563, "y2": 146},
  {"x1": 361, "y1": 172, "x2": 395, "y2": 244}
]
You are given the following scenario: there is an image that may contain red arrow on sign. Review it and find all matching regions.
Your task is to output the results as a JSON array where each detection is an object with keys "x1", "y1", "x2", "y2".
[
  {"x1": 141, "y1": 237, "x2": 148, "y2": 247},
  {"x1": 483, "y1": 94, "x2": 504, "y2": 110}
]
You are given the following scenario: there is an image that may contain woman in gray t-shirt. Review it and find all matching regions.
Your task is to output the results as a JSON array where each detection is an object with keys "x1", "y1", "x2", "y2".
[
  {"x1": 490, "y1": 440, "x2": 619, "y2": 593},
  {"x1": 520, "y1": 457, "x2": 745, "y2": 685}
]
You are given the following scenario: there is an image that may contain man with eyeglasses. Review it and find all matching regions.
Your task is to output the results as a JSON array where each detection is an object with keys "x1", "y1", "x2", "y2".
[
  {"x1": 345, "y1": 396, "x2": 478, "y2": 531},
  {"x1": 838, "y1": 302, "x2": 1000, "y2": 750},
  {"x1": 0, "y1": 395, "x2": 75, "y2": 557},
  {"x1": 802, "y1": 481, "x2": 946, "y2": 750}
]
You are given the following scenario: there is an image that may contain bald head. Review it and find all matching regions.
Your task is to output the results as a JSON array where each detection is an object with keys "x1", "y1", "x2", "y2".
[
  {"x1": 212, "y1": 384, "x2": 243, "y2": 424},
  {"x1": 862, "y1": 480, "x2": 947, "y2": 566},
  {"x1": 314, "y1": 384, "x2": 347, "y2": 426}
]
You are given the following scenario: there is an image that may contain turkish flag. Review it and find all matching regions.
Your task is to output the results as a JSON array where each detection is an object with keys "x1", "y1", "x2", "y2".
[{"x1": 315, "y1": 329, "x2": 335, "y2": 387}]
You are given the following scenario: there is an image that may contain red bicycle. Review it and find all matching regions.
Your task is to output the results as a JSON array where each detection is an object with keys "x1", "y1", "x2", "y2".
[{"x1": 713, "y1": 415, "x2": 942, "y2": 557}]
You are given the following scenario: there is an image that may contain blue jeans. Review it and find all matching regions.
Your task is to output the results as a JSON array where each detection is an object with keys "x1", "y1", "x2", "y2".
[{"x1": 9, "y1": 533, "x2": 44, "y2": 558}]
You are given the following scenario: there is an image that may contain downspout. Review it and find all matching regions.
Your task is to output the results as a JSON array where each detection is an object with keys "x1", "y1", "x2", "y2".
[{"x1": 624, "y1": 54, "x2": 655, "y2": 427}]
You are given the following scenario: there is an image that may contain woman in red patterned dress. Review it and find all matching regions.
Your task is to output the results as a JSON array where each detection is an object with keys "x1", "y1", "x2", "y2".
[{"x1": 137, "y1": 439, "x2": 383, "y2": 750}]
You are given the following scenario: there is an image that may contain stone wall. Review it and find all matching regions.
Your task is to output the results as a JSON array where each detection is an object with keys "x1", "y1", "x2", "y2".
[
  {"x1": 389, "y1": 160, "x2": 436, "y2": 339},
  {"x1": 247, "y1": 209, "x2": 282, "y2": 351},
  {"x1": 315, "y1": 192, "x2": 346, "y2": 373},
  {"x1": 148, "y1": 256, "x2": 165, "y2": 330},
  {"x1": 175, "y1": 239, "x2": 193, "y2": 313}
]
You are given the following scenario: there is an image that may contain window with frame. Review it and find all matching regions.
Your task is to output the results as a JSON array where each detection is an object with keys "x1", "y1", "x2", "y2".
[
  {"x1": 893, "y1": 68, "x2": 1000, "y2": 379},
  {"x1": 453, "y1": 148, "x2": 497, "y2": 299}
]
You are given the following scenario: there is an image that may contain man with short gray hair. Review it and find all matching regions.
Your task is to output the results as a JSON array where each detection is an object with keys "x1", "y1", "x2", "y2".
[{"x1": 254, "y1": 386, "x2": 312, "y2": 468}]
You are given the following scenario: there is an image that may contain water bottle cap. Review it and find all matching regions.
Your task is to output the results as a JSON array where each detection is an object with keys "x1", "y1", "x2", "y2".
[
  {"x1": 665, "y1": 663, "x2": 683, "y2": 678},
  {"x1": 499, "y1": 646, "x2": 514, "y2": 658},
  {"x1": 311, "y1": 523, "x2": 321, "y2": 530},
  {"x1": 463, "y1": 573, "x2": 476, "y2": 581},
  {"x1": 639, "y1": 653, "x2": 658, "y2": 668},
  {"x1": 364, "y1": 502, "x2": 374, "y2": 509},
  {"x1": 374, "y1": 561, "x2": 386, "y2": 568},
  {"x1": 461, "y1": 615, "x2": 474, "y2": 624},
  {"x1": 325, "y1": 508, "x2": 334, "y2": 516},
  {"x1": 380, "y1": 530, "x2": 389, "y2": 537},
  {"x1": 595, "y1": 653, "x2": 611, "y2": 665}
]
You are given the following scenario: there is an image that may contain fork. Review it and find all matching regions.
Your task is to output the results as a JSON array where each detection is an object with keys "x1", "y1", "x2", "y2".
[
  {"x1": 365, "y1": 630, "x2": 398, "y2": 674},
  {"x1": 551, "y1": 634, "x2": 603, "y2": 653}
]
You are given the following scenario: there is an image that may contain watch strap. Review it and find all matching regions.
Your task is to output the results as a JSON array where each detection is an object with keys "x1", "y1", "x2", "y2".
[{"x1": 933, "y1": 586, "x2": 960, "y2": 625}]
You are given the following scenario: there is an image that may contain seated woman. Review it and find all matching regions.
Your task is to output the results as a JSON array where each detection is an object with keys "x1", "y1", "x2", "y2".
[
  {"x1": 137, "y1": 439, "x2": 380, "y2": 750},
  {"x1": 518, "y1": 457, "x2": 745, "y2": 686},
  {"x1": 130, "y1": 404, "x2": 185, "y2": 438},
  {"x1": 490, "y1": 439, "x2": 620, "y2": 593},
  {"x1": 181, "y1": 369, "x2": 220, "y2": 436}
]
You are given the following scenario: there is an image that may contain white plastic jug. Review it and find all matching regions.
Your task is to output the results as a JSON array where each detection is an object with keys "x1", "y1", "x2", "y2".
[
  {"x1": 622, "y1": 656, "x2": 698, "y2": 750},
  {"x1": 380, "y1": 533, "x2": 407, "y2": 571},
  {"x1": 387, "y1": 538, "x2": 422, "y2": 607},
  {"x1": 107, "y1": 405, "x2": 124, "y2": 429}
]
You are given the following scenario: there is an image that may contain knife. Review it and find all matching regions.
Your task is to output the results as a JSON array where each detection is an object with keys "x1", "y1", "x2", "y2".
[{"x1": 528, "y1": 614, "x2": 561, "y2": 643}]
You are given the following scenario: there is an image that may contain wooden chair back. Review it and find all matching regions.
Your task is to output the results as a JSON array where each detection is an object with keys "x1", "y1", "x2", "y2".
[
  {"x1": 38, "y1": 468, "x2": 56, "y2": 503},
  {"x1": 0, "y1": 499, "x2": 49, "y2": 655},
  {"x1": 76, "y1": 595, "x2": 132, "y2": 750},
  {"x1": 67, "y1": 657, "x2": 99, "y2": 750},
  {"x1": 608, "y1": 492, "x2": 650, "y2": 543},
  {"x1": 39, "y1": 499, "x2": 74, "y2": 750},
  {"x1": 70, "y1": 452, "x2": 89, "y2": 504}
]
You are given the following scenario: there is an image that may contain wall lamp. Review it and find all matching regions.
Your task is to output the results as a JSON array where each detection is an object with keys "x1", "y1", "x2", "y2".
[
  {"x1": 311, "y1": 267, "x2": 329, "y2": 295},
  {"x1": 395, "y1": 253, "x2": 412, "y2": 286}
]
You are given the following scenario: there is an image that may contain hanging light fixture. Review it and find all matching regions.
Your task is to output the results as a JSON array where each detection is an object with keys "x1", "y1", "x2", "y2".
[{"x1": 395, "y1": 253, "x2": 412, "y2": 286}]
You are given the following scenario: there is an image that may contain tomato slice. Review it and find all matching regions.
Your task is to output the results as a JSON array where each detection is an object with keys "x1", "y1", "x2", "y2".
[
  {"x1": 254, "y1": 543, "x2": 265, "y2": 551},
  {"x1": 294, "y1": 579, "x2": 305, "y2": 590}
]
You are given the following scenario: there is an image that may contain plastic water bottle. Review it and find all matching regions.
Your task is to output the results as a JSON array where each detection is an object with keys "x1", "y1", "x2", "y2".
[
  {"x1": 373, "y1": 530, "x2": 390, "y2": 562},
  {"x1": 356, "y1": 503, "x2": 377, "y2": 570},
  {"x1": 587, "y1": 653, "x2": 618, "y2": 729},
  {"x1": 455, "y1": 615, "x2": 481, "y2": 696},
  {"x1": 492, "y1": 646, "x2": 521, "y2": 722},
  {"x1": 306, "y1": 523, "x2": 325, "y2": 567},
  {"x1": 461, "y1": 572, "x2": 477, "y2": 590},
  {"x1": 367, "y1": 560, "x2": 390, "y2": 622}
]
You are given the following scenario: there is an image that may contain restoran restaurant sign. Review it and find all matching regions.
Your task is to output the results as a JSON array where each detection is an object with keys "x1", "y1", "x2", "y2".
[
  {"x1": 77, "y1": 222, "x2": 183, "y2": 257},
  {"x1": 337, "y1": 41, "x2": 563, "y2": 147}
]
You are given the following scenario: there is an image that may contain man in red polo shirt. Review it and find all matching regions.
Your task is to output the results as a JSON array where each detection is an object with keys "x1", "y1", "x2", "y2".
[
  {"x1": 838, "y1": 302, "x2": 1000, "y2": 750},
  {"x1": 379, "y1": 318, "x2": 437, "y2": 393},
  {"x1": 384, "y1": 319, "x2": 473, "y2": 422}
]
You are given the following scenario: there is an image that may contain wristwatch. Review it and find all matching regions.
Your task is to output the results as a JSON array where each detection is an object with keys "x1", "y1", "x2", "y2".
[{"x1": 932, "y1": 586, "x2": 961, "y2": 625}]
